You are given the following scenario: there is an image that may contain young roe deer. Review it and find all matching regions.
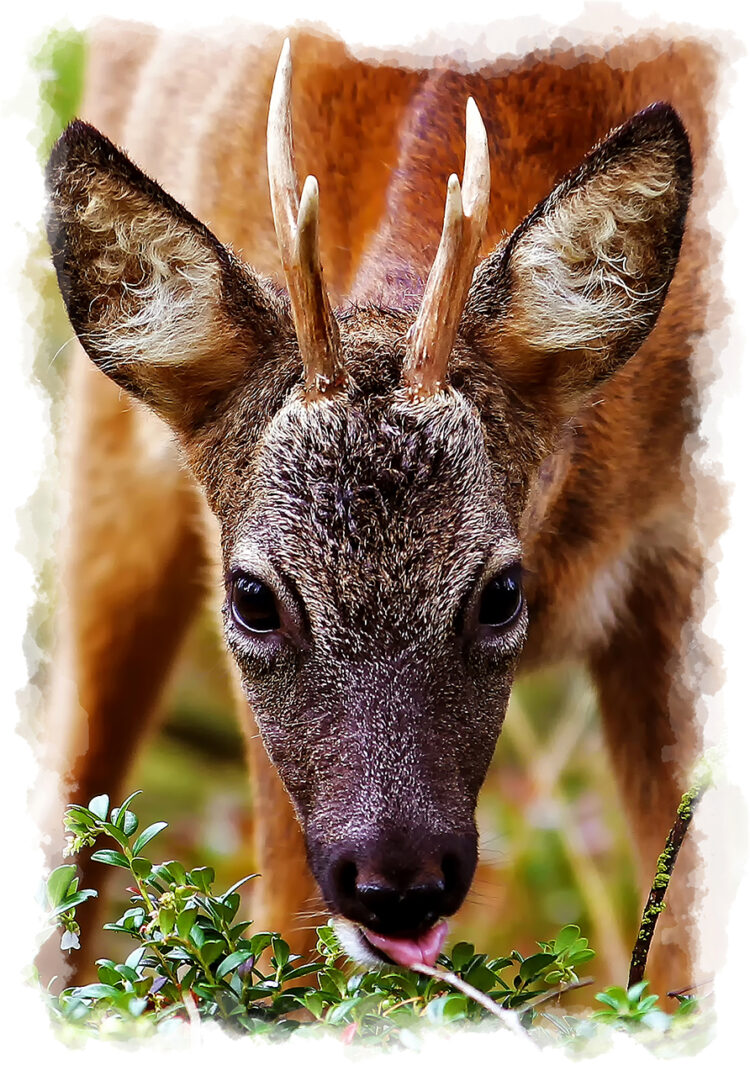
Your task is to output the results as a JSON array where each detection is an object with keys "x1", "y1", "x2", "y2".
[{"x1": 43, "y1": 23, "x2": 717, "y2": 992}]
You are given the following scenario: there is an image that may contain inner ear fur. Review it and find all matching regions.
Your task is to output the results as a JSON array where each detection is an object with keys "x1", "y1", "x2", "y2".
[
  {"x1": 46, "y1": 120, "x2": 290, "y2": 429},
  {"x1": 463, "y1": 103, "x2": 693, "y2": 415}
]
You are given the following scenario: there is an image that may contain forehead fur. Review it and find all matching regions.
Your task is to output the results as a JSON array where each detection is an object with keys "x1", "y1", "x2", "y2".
[{"x1": 232, "y1": 387, "x2": 516, "y2": 642}]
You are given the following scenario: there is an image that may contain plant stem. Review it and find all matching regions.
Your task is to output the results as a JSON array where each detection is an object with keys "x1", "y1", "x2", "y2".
[
  {"x1": 627, "y1": 775, "x2": 709, "y2": 989},
  {"x1": 514, "y1": 976, "x2": 594, "y2": 1014},
  {"x1": 410, "y1": 962, "x2": 522, "y2": 1033}
]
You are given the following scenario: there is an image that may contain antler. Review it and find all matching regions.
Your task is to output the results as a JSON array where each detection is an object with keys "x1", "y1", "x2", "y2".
[
  {"x1": 267, "y1": 40, "x2": 345, "y2": 398},
  {"x1": 403, "y1": 99, "x2": 490, "y2": 400}
]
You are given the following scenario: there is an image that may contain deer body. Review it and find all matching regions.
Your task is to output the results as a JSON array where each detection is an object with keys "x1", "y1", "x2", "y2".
[{"x1": 44, "y1": 22, "x2": 716, "y2": 989}]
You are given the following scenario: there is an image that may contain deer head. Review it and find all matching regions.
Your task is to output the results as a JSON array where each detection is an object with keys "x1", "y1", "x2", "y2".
[{"x1": 46, "y1": 43, "x2": 691, "y2": 967}]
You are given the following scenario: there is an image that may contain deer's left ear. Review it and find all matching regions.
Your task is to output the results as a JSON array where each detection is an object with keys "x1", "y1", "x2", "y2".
[
  {"x1": 462, "y1": 103, "x2": 692, "y2": 417},
  {"x1": 46, "y1": 121, "x2": 292, "y2": 432}
]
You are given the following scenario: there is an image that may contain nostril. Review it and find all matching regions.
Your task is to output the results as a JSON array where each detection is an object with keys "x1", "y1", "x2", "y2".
[
  {"x1": 332, "y1": 857, "x2": 358, "y2": 900},
  {"x1": 441, "y1": 852, "x2": 461, "y2": 895},
  {"x1": 356, "y1": 882, "x2": 400, "y2": 924},
  {"x1": 355, "y1": 877, "x2": 446, "y2": 935}
]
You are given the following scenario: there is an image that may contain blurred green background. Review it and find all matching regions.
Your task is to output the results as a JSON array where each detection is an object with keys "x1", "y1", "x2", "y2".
[{"x1": 32, "y1": 25, "x2": 641, "y2": 1005}]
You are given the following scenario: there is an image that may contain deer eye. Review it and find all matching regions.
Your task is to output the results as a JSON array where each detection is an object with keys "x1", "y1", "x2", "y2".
[
  {"x1": 230, "y1": 575, "x2": 281, "y2": 634},
  {"x1": 478, "y1": 565, "x2": 523, "y2": 628}
]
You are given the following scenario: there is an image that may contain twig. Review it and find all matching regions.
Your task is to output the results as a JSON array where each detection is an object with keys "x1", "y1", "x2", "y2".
[
  {"x1": 627, "y1": 775, "x2": 709, "y2": 988},
  {"x1": 666, "y1": 979, "x2": 713, "y2": 999},
  {"x1": 410, "y1": 961, "x2": 522, "y2": 1034},
  {"x1": 514, "y1": 976, "x2": 595, "y2": 1015}
]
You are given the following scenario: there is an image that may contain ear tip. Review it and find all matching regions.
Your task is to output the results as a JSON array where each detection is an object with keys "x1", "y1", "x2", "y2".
[
  {"x1": 636, "y1": 102, "x2": 694, "y2": 197},
  {"x1": 47, "y1": 120, "x2": 118, "y2": 184},
  {"x1": 623, "y1": 101, "x2": 692, "y2": 161}
]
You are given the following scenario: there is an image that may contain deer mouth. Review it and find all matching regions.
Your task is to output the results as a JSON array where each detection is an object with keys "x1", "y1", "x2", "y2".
[{"x1": 334, "y1": 917, "x2": 450, "y2": 969}]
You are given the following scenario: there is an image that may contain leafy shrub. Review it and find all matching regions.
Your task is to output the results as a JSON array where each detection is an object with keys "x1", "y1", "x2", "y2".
[{"x1": 43, "y1": 791, "x2": 708, "y2": 1052}]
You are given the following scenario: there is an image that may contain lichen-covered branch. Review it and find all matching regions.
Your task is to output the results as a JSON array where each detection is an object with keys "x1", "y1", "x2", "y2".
[{"x1": 627, "y1": 774, "x2": 710, "y2": 989}]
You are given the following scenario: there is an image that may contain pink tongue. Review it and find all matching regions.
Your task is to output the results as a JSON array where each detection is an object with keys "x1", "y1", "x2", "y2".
[{"x1": 362, "y1": 920, "x2": 449, "y2": 968}]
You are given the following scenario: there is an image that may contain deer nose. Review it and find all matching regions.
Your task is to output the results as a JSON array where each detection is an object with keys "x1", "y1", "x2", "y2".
[
  {"x1": 324, "y1": 835, "x2": 476, "y2": 937},
  {"x1": 354, "y1": 877, "x2": 446, "y2": 935}
]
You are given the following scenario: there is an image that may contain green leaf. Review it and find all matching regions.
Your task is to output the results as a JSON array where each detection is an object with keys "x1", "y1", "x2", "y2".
[
  {"x1": 301, "y1": 993, "x2": 325, "y2": 1019},
  {"x1": 119, "y1": 811, "x2": 139, "y2": 837},
  {"x1": 51, "y1": 889, "x2": 98, "y2": 917},
  {"x1": 272, "y1": 936, "x2": 290, "y2": 969},
  {"x1": 128, "y1": 997, "x2": 149, "y2": 1017},
  {"x1": 200, "y1": 939, "x2": 225, "y2": 966},
  {"x1": 132, "y1": 821, "x2": 168, "y2": 856},
  {"x1": 176, "y1": 907, "x2": 198, "y2": 938},
  {"x1": 216, "y1": 950, "x2": 254, "y2": 979},
  {"x1": 425, "y1": 994, "x2": 453, "y2": 1023},
  {"x1": 64, "y1": 806, "x2": 98, "y2": 828},
  {"x1": 220, "y1": 873, "x2": 260, "y2": 900},
  {"x1": 219, "y1": 892, "x2": 241, "y2": 922},
  {"x1": 87, "y1": 794, "x2": 110, "y2": 821},
  {"x1": 450, "y1": 941, "x2": 475, "y2": 971},
  {"x1": 163, "y1": 860, "x2": 187, "y2": 885},
  {"x1": 325, "y1": 997, "x2": 364, "y2": 1024},
  {"x1": 113, "y1": 791, "x2": 142, "y2": 830},
  {"x1": 96, "y1": 964, "x2": 123, "y2": 987},
  {"x1": 554, "y1": 924, "x2": 581, "y2": 953},
  {"x1": 95, "y1": 821, "x2": 131, "y2": 847},
  {"x1": 283, "y1": 963, "x2": 324, "y2": 982},
  {"x1": 47, "y1": 864, "x2": 78, "y2": 909},
  {"x1": 463, "y1": 962, "x2": 497, "y2": 993},
  {"x1": 597, "y1": 986, "x2": 628, "y2": 1009},
  {"x1": 626, "y1": 981, "x2": 648, "y2": 1003},
  {"x1": 130, "y1": 857, "x2": 153, "y2": 879},
  {"x1": 158, "y1": 907, "x2": 176, "y2": 936},
  {"x1": 229, "y1": 920, "x2": 254, "y2": 943},
  {"x1": 151, "y1": 863, "x2": 176, "y2": 886},
  {"x1": 124, "y1": 946, "x2": 146, "y2": 970},
  {"x1": 114, "y1": 963, "x2": 138, "y2": 983},
  {"x1": 250, "y1": 932, "x2": 274, "y2": 958},
  {"x1": 189, "y1": 923, "x2": 206, "y2": 948},
  {"x1": 90, "y1": 849, "x2": 130, "y2": 869},
  {"x1": 488, "y1": 957, "x2": 514, "y2": 973},
  {"x1": 518, "y1": 953, "x2": 557, "y2": 984},
  {"x1": 425, "y1": 993, "x2": 468, "y2": 1024},
  {"x1": 318, "y1": 968, "x2": 347, "y2": 998},
  {"x1": 117, "y1": 907, "x2": 146, "y2": 930},
  {"x1": 189, "y1": 866, "x2": 215, "y2": 892},
  {"x1": 72, "y1": 983, "x2": 122, "y2": 1000}
]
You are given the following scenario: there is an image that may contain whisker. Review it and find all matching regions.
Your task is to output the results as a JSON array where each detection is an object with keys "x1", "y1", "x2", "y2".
[{"x1": 47, "y1": 334, "x2": 76, "y2": 370}]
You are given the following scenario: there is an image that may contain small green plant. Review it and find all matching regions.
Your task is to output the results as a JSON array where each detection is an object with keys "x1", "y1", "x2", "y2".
[{"x1": 43, "y1": 791, "x2": 707, "y2": 1050}]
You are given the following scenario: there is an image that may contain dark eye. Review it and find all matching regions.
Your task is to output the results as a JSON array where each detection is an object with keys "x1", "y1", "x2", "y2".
[
  {"x1": 230, "y1": 575, "x2": 281, "y2": 634},
  {"x1": 478, "y1": 566, "x2": 523, "y2": 628}
]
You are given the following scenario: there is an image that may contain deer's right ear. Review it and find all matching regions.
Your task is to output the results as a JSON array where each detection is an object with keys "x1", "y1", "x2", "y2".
[
  {"x1": 462, "y1": 103, "x2": 692, "y2": 420},
  {"x1": 46, "y1": 121, "x2": 290, "y2": 430}
]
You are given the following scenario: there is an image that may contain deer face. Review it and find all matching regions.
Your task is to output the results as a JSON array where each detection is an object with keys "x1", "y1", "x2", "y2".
[
  {"x1": 46, "y1": 43, "x2": 691, "y2": 964},
  {"x1": 221, "y1": 379, "x2": 523, "y2": 957}
]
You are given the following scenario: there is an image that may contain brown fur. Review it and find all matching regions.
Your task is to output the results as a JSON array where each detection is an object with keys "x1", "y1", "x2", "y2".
[{"x1": 41, "y1": 21, "x2": 718, "y2": 995}]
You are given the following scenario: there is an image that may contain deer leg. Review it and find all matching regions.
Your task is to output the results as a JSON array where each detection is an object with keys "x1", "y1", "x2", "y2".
[
  {"x1": 587, "y1": 538, "x2": 703, "y2": 1001},
  {"x1": 36, "y1": 352, "x2": 209, "y2": 985}
]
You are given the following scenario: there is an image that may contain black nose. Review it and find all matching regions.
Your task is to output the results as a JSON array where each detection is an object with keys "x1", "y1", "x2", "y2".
[{"x1": 322, "y1": 833, "x2": 476, "y2": 937}]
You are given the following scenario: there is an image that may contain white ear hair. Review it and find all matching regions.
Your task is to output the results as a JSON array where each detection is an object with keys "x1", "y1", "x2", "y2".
[{"x1": 508, "y1": 154, "x2": 675, "y2": 354}]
